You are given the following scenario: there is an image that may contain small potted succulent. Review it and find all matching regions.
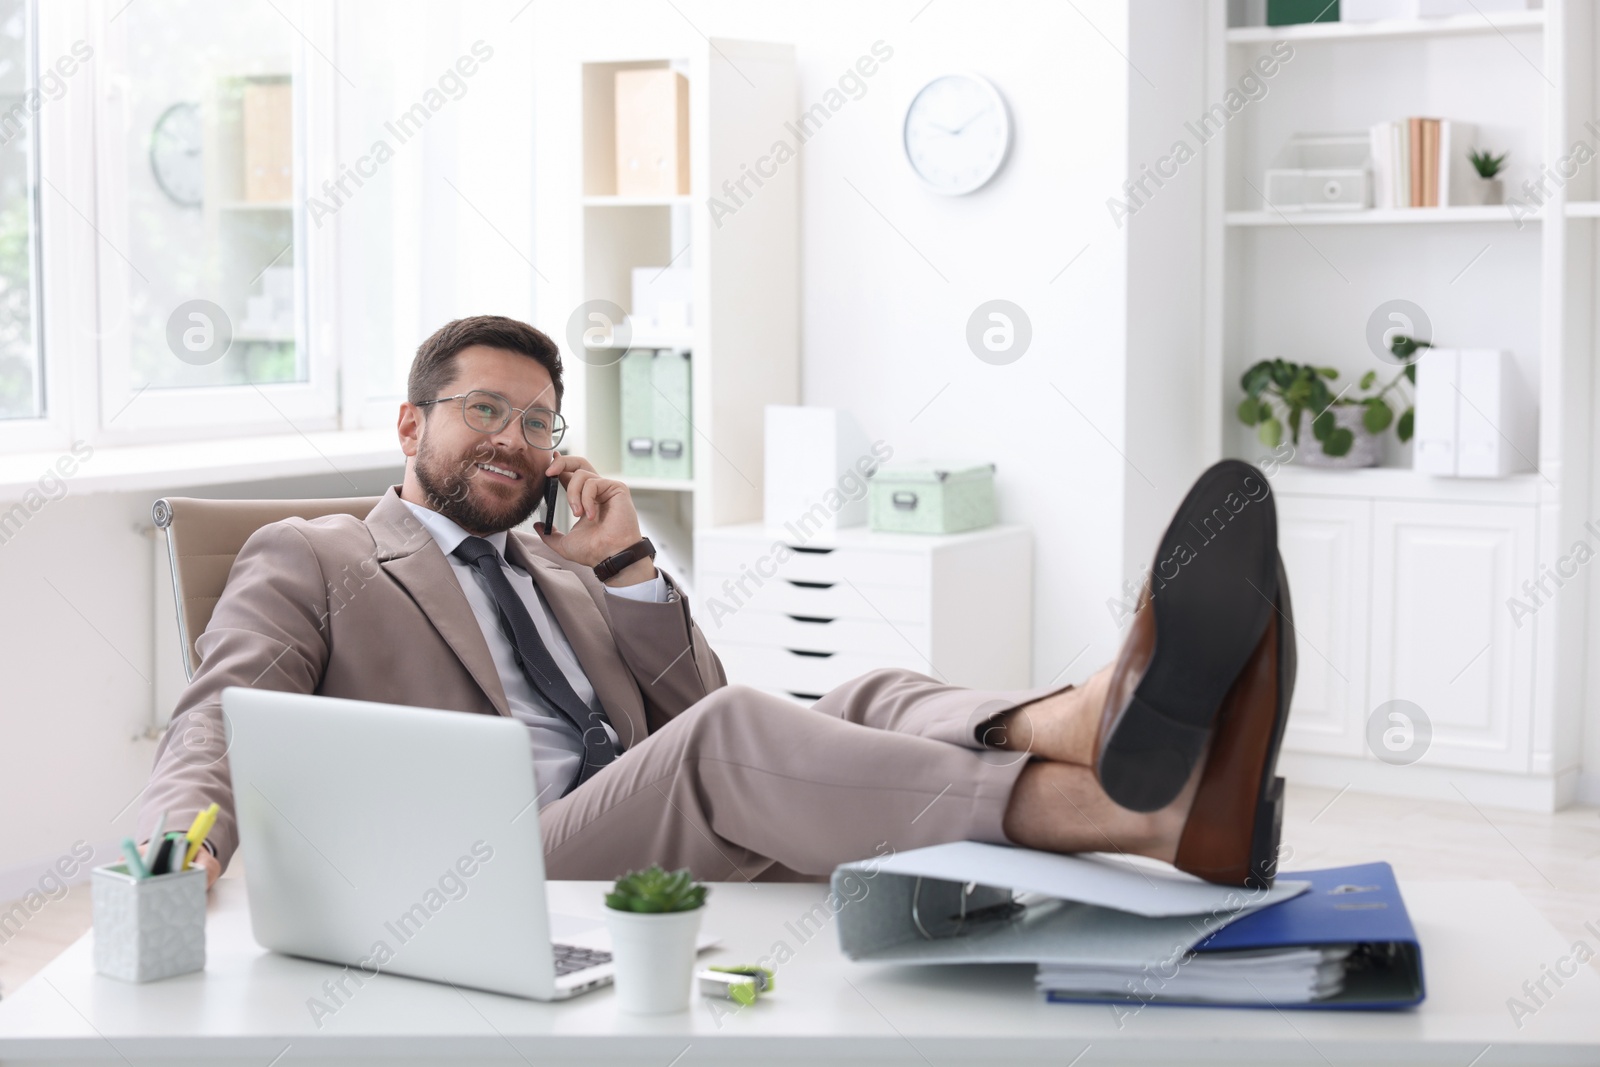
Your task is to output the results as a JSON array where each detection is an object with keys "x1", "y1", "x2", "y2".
[
  {"x1": 604, "y1": 865, "x2": 708, "y2": 1014},
  {"x1": 1469, "y1": 147, "x2": 1509, "y2": 206},
  {"x1": 1237, "y1": 347, "x2": 1420, "y2": 468}
]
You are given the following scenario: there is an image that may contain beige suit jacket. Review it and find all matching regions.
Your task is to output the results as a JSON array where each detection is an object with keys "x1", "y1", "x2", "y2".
[{"x1": 137, "y1": 484, "x2": 727, "y2": 871}]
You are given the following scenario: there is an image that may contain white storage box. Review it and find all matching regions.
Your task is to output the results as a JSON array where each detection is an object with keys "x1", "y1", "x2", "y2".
[{"x1": 1263, "y1": 134, "x2": 1372, "y2": 211}]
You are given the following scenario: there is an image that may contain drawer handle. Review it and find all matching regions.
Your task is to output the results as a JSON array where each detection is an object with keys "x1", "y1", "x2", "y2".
[
  {"x1": 627, "y1": 437, "x2": 654, "y2": 457},
  {"x1": 787, "y1": 691, "x2": 824, "y2": 701},
  {"x1": 789, "y1": 545, "x2": 835, "y2": 555},
  {"x1": 787, "y1": 614, "x2": 835, "y2": 624},
  {"x1": 786, "y1": 648, "x2": 835, "y2": 658},
  {"x1": 892, "y1": 491, "x2": 919, "y2": 510},
  {"x1": 658, "y1": 439, "x2": 684, "y2": 459},
  {"x1": 786, "y1": 579, "x2": 835, "y2": 590}
]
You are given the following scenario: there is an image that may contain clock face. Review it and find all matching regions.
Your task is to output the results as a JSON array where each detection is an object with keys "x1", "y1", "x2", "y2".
[
  {"x1": 902, "y1": 74, "x2": 1011, "y2": 195},
  {"x1": 151, "y1": 101, "x2": 204, "y2": 208}
]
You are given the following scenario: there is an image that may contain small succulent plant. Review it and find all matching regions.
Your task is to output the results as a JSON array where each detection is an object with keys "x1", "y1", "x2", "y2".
[
  {"x1": 605, "y1": 865, "x2": 708, "y2": 913},
  {"x1": 1469, "y1": 147, "x2": 1509, "y2": 179}
]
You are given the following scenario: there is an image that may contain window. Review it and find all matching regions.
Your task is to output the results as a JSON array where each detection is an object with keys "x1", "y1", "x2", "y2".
[
  {"x1": 0, "y1": 0, "x2": 42, "y2": 424},
  {"x1": 93, "y1": 0, "x2": 338, "y2": 440}
]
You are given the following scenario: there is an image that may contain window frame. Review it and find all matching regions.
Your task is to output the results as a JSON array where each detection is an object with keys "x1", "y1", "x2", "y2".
[
  {"x1": 0, "y1": 0, "x2": 68, "y2": 455},
  {"x1": 86, "y1": 0, "x2": 341, "y2": 447}
]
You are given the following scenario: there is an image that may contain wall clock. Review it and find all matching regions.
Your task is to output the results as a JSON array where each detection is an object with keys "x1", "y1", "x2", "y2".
[
  {"x1": 150, "y1": 101, "x2": 204, "y2": 208},
  {"x1": 902, "y1": 73, "x2": 1011, "y2": 195}
]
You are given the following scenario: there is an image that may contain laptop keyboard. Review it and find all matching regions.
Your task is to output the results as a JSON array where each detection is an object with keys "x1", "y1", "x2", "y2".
[{"x1": 553, "y1": 942, "x2": 613, "y2": 976}]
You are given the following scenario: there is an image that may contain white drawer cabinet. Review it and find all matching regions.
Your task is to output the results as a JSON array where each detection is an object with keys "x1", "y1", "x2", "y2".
[{"x1": 696, "y1": 522, "x2": 1032, "y2": 702}]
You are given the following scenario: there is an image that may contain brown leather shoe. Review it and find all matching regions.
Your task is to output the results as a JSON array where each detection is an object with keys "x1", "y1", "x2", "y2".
[
  {"x1": 1174, "y1": 554, "x2": 1297, "y2": 888},
  {"x1": 1095, "y1": 460, "x2": 1278, "y2": 812}
]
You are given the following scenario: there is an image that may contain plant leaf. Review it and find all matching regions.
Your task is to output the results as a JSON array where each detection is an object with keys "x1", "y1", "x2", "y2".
[
  {"x1": 1397, "y1": 407, "x2": 1415, "y2": 442},
  {"x1": 1360, "y1": 370, "x2": 1377, "y2": 390},
  {"x1": 1237, "y1": 397, "x2": 1261, "y2": 425},
  {"x1": 1312, "y1": 410, "x2": 1335, "y2": 442},
  {"x1": 1404, "y1": 362, "x2": 1417, "y2": 385},
  {"x1": 1323, "y1": 428, "x2": 1355, "y2": 456},
  {"x1": 1258, "y1": 417, "x2": 1282, "y2": 448},
  {"x1": 1363, "y1": 398, "x2": 1393, "y2": 433},
  {"x1": 1317, "y1": 366, "x2": 1339, "y2": 379}
]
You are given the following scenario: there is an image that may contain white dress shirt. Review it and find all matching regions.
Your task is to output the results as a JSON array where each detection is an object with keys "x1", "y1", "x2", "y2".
[{"x1": 401, "y1": 499, "x2": 669, "y2": 807}]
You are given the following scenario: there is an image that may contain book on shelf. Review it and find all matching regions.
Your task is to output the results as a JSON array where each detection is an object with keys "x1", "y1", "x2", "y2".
[{"x1": 1370, "y1": 117, "x2": 1475, "y2": 209}]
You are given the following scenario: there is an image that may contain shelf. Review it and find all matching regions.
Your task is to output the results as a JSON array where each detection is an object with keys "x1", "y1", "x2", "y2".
[
  {"x1": 582, "y1": 195, "x2": 691, "y2": 207},
  {"x1": 1227, "y1": 9, "x2": 1543, "y2": 44},
  {"x1": 1566, "y1": 201, "x2": 1600, "y2": 217},
  {"x1": 607, "y1": 473, "x2": 695, "y2": 493},
  {"x1": 1264, "y1": 463, "x2": 1540, "y2": 504},
  {"x1": 1226, "y1": 205, "x2": 1534, "y2": 226},
  {"x1": 218, "y1": 201, "x2": 293, "y2": 211}
]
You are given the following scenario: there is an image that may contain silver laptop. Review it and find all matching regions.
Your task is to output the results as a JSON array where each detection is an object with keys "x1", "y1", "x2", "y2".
[{"x1": 221, "y1": 686, "x2": 714, "y2": 1000}]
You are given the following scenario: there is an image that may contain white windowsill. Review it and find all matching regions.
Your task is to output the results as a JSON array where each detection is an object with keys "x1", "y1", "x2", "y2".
[{"x1": 0, "y1": 428, "x2": 405, "y2": 501}]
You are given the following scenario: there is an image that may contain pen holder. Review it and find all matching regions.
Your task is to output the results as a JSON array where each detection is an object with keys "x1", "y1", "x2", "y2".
[{"x1": 91, "y1": 862, "x2": 206, "y2": 982}]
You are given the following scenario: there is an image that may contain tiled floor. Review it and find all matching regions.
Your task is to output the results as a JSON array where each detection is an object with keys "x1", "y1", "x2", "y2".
[{"x1": 3, "y1": 784, "x2": 1597, "y2": 998}]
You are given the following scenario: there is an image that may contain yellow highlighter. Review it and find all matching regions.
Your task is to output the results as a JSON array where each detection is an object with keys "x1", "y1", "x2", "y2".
[{"x1": 182, "y1": 803, "x2": 220, "y2": 870}]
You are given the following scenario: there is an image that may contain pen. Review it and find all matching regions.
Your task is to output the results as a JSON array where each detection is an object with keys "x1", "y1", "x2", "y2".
[
  {"x1": 182, "y1": 803, "x2": 220, "y2": 871},
  {"x1": 143, "y1": 811, "x2": 167, "y2": 871},
  {"x1": 119, "y1": 837, "x2": 149, "y2": 879}
]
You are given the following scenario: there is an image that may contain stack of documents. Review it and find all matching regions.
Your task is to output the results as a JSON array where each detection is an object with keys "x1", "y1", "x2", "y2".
[
  {"x1": 1038, "y1": 944, "x2": 1353, "y2": 1005},
  {"x1": 831, "y1": 845, "x2": 1425, "y2": 1011}
]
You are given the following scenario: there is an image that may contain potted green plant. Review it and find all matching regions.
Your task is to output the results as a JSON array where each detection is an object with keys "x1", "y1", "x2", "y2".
[
  {"x1": 1237, "y1": 349, "x2": 1420, "y2": 468},
  {"x1": 603, "y1": 865, "x2": 708, "y2": 1014},
  {"x1": 1469, "y1": 147, "x2": 1509, "y2": 206}
]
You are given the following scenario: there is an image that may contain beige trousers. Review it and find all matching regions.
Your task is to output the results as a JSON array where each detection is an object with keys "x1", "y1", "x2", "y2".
[{"x1": 538, "y1": 669, "x2": 1074, "y2": 881}]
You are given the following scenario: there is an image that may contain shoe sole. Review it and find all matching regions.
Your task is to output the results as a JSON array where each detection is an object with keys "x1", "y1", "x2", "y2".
[{"x1": 1097, "y1": 460, "x2": 1278, "y2": 812}]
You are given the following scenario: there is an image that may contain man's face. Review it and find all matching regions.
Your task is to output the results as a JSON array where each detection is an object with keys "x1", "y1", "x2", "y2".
[{"x1": 404, "y1": 345, "x2": 559, "y2": 536}]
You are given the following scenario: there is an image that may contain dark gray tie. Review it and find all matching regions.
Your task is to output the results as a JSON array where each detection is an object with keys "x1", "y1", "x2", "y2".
[{"x1": 451, "y1": 535, "x2": 617, "y2": 793}]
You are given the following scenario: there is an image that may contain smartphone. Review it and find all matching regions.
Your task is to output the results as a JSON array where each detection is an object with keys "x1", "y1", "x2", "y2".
[{"x1": 542, "y1": 472, "x2": 559, "y2": 530}]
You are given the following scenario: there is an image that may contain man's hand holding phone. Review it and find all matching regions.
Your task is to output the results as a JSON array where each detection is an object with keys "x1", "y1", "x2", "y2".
[{"x1": 534, "y1": 452, "x2": 657, "y2": 587}]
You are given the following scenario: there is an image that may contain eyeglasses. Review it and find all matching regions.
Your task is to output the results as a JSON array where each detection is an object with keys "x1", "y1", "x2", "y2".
[{"x1": 416, "y1": 389, "x2": 568, "y2": 450}]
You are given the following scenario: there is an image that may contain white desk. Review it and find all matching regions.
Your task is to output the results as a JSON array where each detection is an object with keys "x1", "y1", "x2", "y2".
[{"x1": 0, "y1": 878, "x2": 1596, "y2": 1065}]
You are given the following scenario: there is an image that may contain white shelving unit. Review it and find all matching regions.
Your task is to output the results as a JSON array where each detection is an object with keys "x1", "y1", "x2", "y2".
[
  {"x1": 1204, "y1": 2, "x2": 1592, "y2": 809},
  {"x1": 552, "y1": 42, "x2": 799, "y2": 591}
]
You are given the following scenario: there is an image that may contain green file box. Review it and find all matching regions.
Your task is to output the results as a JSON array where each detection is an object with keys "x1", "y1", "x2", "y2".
[
  {"x1": 652, "y1": 349, "x2": 693, "y2": 481},
  {"x1": 1267, "y1": 0, "x2": 1337, "y2": 25},
  {"x1": 868, "y1": 463, "x2": 996, "y2": 534},
  {"x1": 620, "y1": 348, "x2": 657, "y2": 478}
]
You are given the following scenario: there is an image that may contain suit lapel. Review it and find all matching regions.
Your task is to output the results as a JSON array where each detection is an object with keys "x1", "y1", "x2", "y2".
[
  {"x1": 504, "y1": 530, "x2": 651, "y2": 750},
  {"x1": 363, "y1": 486, "x2": 650, "y2": 747},
  {"x1": 366, "y1": 487, "x2": 510, "y2": 716}
]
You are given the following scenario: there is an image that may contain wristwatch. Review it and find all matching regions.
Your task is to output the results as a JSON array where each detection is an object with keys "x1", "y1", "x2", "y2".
[{"x1": 593, "y1": 536, "x2": 656, "y2": 582}]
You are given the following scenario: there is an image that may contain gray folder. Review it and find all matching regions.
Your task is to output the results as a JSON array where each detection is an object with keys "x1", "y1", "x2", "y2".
[{"x1": 830, "y1": 841, "x2": 1308, "y2": 967}]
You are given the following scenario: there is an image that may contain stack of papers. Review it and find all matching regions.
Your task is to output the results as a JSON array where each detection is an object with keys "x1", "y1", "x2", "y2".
[{"x1": 1037, "y1": 944, "x2": 1354, "y2": 1005}]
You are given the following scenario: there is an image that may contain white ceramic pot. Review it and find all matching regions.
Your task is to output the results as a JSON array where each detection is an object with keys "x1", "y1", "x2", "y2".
[
  {"x1": 1295, "y1": 405, "x2": 1381, "y2": 469},
  {"x1": 604, "y1": 906, "x2": 704, "y2": 1014}
]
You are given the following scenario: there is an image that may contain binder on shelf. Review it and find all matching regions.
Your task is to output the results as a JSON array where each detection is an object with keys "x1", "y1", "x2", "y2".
[
  {"x1": 651, "y1": 348, "x2": 693, "y2": 481},
  {"x1": 620, "y1": 348, "x2": 657, "y2": 478}
]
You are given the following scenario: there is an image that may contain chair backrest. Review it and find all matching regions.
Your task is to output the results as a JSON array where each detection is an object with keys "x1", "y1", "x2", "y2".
[{"x1": 153, "y1": 495, "x2": 382, "y2": 682}]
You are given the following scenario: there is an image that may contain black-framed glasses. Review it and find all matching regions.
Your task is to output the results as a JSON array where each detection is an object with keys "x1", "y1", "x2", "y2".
[{"x1": 416, "y1": 389, "x2": 568, "y2": 450}]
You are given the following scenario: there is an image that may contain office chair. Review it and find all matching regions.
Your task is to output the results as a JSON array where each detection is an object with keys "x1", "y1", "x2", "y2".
[{"x1": 152, "y1": 495, "x2": 381, "y2": 682}]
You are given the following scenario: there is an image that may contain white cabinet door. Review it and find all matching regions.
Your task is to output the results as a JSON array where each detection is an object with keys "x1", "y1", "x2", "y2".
[
  {"x1": 1369, "y1": 501, "x2": 1536, "y2": 772},
  {"x1": 1277, "y1": 496, "x2": 1371, "y2": 756}
]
